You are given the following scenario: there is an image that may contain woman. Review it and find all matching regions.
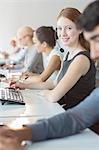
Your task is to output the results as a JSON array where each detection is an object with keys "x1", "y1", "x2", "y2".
[
  {"x1": 12, "y1": 8, "x2": 96, "y2": 110},
  {"x1": 38, "y1": 7, "x2": 96, "y2": 109},
  {"x1": 41, "y1": 8, "x2": 95, "y2": 109}
]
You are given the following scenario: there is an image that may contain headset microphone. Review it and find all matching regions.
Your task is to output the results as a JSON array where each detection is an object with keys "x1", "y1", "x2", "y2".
[
  {"x1": 60, "y1": 47, "x2": 64, "y2": 53},
  {"x1": 55, "y1": 28, "x2": 64, "y2": 53},
  {"x1": 56, "y1": 40, "x2": 64, "y2": 53}
]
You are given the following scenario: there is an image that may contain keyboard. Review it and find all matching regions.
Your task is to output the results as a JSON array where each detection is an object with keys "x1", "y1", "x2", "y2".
[{"x1": 0, "y1": 88, "x2": 25, "y2": 105}]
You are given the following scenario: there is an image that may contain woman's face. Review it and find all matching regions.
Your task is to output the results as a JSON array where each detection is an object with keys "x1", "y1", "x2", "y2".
[
  {"x1": 57, "y1": 16, "x2": 81, "y2": 48},
  {"x1": 33, "y1": 32, "x2": 45, "y2": 53}
]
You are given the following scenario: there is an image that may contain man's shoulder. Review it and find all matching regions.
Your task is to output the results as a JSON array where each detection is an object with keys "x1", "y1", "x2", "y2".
[{"x1": 89, "y1": 87, "x2": 99, "y2": 98}]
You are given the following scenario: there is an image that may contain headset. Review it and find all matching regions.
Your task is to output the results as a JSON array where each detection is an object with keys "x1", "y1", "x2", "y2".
[
  {"x1": 56, "y1": 40, "x2": 64, "y2": 53},
  {"x1": 55, "y1": 27, "x2": 64, "y2": 53}
]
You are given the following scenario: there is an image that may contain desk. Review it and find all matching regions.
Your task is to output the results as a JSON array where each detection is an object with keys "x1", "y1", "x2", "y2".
[
  {"x1": 0, "y1": 89, "x2": 64, "y2": 125},
  {"x1": 0, "y1": 89, "x2": 99, "y2": 150}
]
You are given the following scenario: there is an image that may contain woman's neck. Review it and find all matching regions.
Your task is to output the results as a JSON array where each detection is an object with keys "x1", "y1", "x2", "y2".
[
  {"x1": 67, "y1": 44, "x2": 86, "y2": 60},
  {"x1": 45, "y1": 46, "x2": 53, "y2": 53},
  {"x1": 68, "y1": 43, "x2": 85, "y2": 54}
]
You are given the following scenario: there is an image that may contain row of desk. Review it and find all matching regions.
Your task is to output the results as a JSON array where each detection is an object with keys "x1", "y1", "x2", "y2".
[{"x1": 0, "y1": 89, "x2": 99, "y2": 149}]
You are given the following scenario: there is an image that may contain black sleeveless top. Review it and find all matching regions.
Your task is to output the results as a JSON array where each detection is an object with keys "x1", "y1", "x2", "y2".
[{"x1": 57, "y1": 51, "x2": 96, "y2": 110}]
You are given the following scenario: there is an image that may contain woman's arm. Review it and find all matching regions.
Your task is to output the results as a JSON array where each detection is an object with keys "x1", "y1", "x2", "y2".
[
  {"x1": 11, "y1": 54, "x2": 61, "y2": 89},
  {"x1": 25, "y1": 55, "x2": 61, "y2": 83},
  {"x1": 11, "y1": 79, "x2": 55, "y2": 90},
  {"x1": 44, "y1": 55, "x2": 90, "y2": 102}
]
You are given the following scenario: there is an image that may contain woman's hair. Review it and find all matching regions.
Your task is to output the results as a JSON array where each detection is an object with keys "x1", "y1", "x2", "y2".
[
  {"x1": 57, "y1": 7, "x2": 90, "y2": 50},
  {"x1": 35, "y1": 26, "x2": 56, "y2": 48}
]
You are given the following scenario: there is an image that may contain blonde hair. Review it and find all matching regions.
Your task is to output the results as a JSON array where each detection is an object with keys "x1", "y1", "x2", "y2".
[{"x1": 17, "y1": 26, "x2": 34, "y2": 38}]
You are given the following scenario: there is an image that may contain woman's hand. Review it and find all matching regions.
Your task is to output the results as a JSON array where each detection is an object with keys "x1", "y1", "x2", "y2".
[{"x1": 10, "y1": 81, "x2": 26, "y2": 90}]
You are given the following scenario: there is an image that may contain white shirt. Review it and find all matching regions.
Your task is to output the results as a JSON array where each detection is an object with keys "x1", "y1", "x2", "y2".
[{"x1": 42, "y1": 47, "x2": 64, "y2": 81}]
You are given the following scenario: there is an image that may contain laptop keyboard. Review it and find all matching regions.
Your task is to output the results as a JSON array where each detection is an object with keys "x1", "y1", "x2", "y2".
[{"x1": 0, "y1": 88, "x2": 25, "y2": 105}]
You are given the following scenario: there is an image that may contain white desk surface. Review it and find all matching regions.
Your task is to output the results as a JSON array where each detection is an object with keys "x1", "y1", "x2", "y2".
[
  {"x1": 0, "y1": 89, "x2": 64, "y2": 116},
  {"x1": 0, "y1": 89, "x2": 65, "y2": 125},
  {"x1": 0, "y1": 89, "x2": 99, "y2": 150}
]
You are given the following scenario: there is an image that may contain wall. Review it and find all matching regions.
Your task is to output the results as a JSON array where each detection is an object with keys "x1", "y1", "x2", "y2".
[{"x1": 0, "y1": 0, "x2": 93, "y2": 50}]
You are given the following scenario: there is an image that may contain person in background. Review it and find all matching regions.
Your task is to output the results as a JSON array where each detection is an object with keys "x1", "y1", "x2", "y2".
[
  {"x1": 11, "y1": 26, "x2": 64, "y2": 89},
  {"x1": 11, "y1": 8, "x2": 96, "y2": 111},
  {"x1": 0, "y1": 38, "x2": 26, "y2": 67},
  {"x1": 10, "y1": 26, "x2": 43, "y2": 73},
  {"x1": 0, "y1": 0, "x2": 99, "y2": 145},
  {"x1": 0, "y1": 40, "x2": 14, "y2": 66},
  {"x1": 8, "y1": 39, "x2": 18, "y2": 55},
  {"x1": 4, "y1": 38, "x2": 27, "y2": 67}
]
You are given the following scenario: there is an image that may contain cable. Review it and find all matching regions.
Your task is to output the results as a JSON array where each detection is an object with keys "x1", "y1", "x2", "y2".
[{"x1": 55, "y1": 28, "x2": 64, "y2": 53}]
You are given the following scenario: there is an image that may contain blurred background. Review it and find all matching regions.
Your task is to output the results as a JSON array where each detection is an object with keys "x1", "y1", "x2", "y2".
[{"x1": 0, "y1": 0, "x2": 93, "y2": 50}]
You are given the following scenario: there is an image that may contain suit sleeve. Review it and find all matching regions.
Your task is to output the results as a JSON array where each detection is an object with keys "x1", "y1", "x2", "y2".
[{"x1": 28, "y1": 88, "x2": 99, "y2": 142}]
